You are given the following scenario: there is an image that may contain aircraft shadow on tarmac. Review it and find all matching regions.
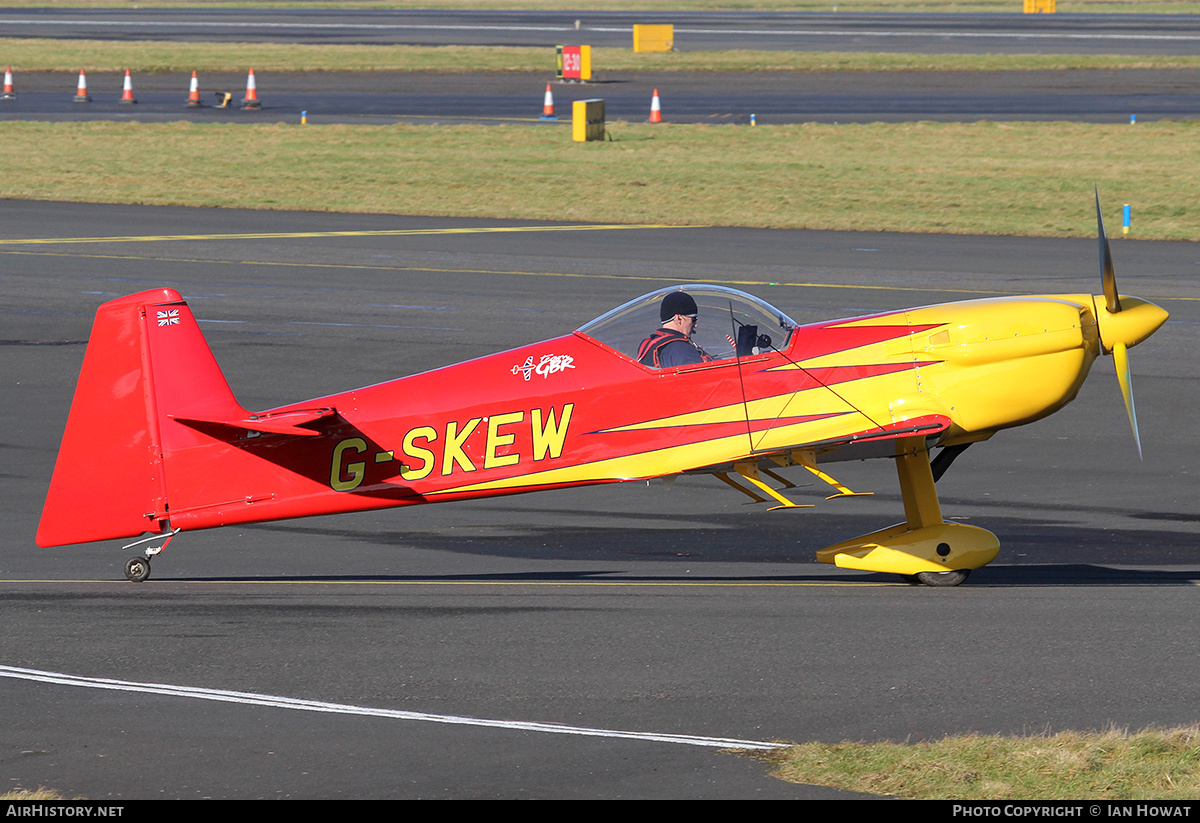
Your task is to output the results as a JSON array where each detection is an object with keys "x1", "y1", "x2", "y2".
[
  {"x1": 174, "y1": 566, "x2": 1200, "y2": 587},
  {"x1": 179, "y1": 507, "x2": 1200, "y2": 587},
  {"x1": 174, "y1": 563, "x2": 1200, "y2": 590}
]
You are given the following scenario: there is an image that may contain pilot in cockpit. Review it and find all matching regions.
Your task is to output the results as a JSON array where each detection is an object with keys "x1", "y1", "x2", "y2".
[{"x1": 636, "y1": 291, "x2": 714, "y2": 368}]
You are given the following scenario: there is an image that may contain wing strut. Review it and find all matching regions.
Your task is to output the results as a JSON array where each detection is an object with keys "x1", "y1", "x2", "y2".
[
  {"x1": 930, "y1": 442, "x2": 972, "y2": 482},
  {"x1": 712, "y1": 462, "x2": 815, "y2": 510}
]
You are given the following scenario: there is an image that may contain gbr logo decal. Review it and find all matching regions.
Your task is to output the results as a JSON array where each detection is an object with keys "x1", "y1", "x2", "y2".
[
  {"x1": 329, "y1": 404, "x2": 574, "y2": 492},
  {"x1": 511, "y1": 353, "x2": 576, "y2": 381}
]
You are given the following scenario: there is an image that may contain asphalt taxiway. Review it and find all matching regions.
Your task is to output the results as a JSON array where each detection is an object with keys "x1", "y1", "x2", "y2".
[
  {"x1": 1, "y1": 201, "x2": 1197, "y2": 799},
  {"x1": 5, "y1": 9, "x2": 1200, "y2": 55},
  {"x1": 4, "y1": 10, "x2": 1200, "y2": 125},
  {"x1": 3, "y1": 68, "x2": 1198, "y2": 125}
]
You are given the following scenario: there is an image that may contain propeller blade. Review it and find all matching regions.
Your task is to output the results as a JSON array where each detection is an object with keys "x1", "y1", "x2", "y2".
[
  {"x1": 1112, "y1": 341, "x2": 1142, "y2": 460},
  {"x1": 1095, "y1": 187, "x2": 1121, "y2": 314}
]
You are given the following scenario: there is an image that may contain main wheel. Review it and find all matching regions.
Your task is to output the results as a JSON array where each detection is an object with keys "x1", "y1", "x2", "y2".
[
  {"x1": 124, "y1": 556, "x2": 151, "y2": 583},
  {"x1": 915, "y1": 569, "x2": 970, "y2": 587}
]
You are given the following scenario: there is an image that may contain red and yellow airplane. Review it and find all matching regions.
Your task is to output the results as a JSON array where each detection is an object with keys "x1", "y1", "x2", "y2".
[{"x1": 36, "y1": 197, "x2": 1168, "y2": 585}]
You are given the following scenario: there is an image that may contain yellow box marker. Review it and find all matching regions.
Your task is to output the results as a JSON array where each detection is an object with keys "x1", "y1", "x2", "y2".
[
  {"x1": 572, "y1": 99, "x2": 605, "y2": 142},
  {"x1": 1023, "y1": 0, "x2": 1055, "y2": 12},
  {"x1": 633, "y1": 24, "x2": 674, "y2": 53}
]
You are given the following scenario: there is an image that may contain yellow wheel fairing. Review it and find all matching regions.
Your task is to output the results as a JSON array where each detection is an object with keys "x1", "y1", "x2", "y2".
[{"x1": 816, "y1": 522, "x2": 1001, "y2": 576}]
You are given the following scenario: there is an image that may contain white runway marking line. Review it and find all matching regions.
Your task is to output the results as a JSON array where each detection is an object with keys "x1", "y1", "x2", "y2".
[
  {"x1": 0, "y1": 665, "x2": 785, "y2": 751},
  {"x1": 673, "y1": 27, "x2": 1200, "y2": 43},
  {"x1": 2, "y1": 18, "x2": 1199, "y2": 43}
]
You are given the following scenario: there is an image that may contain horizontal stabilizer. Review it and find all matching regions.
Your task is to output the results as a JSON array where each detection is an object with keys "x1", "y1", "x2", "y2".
[{"x1": 170, "y1": 407, "x2": 337, "y2": 438}]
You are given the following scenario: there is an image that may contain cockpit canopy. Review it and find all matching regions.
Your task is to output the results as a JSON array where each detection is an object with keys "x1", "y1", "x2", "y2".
[{"x1": 577, "y1": 284, "x2": 798, "y2": 364}]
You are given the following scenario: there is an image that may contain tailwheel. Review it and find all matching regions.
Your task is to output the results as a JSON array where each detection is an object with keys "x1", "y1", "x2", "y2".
[
  {"x1": 915, "y1": 569, "x2": 970, "y2": 587},
  {"x1": 124, "y1": 556, "x2": 151, "y2": 583},
  {"x1": 120, "y1": 527, "x2": 178, "y2": 582}
]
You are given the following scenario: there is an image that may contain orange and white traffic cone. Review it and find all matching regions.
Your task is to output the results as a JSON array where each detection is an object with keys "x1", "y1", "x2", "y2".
[
  {"x1": 185, "y1": 71, "x2": 202, "y2": 107},
  {"x1": 649, "y1": 88, "x2": 662, "y2": 123},
  {"x1": 119, "y1": 69, "x2": 137, "y2": 104},
  {"x1": 241, "y1": 68, "x2": 261, "y2": 109},
  {"x1": 540, "y1": 82, "x2": 557, "y2": 120},
  {"x1": 2, "y1": 66, "x2": 15, "y2": 100},
  {"x1": 74, "y1": 69, "x2": 91, "y2": 103}
]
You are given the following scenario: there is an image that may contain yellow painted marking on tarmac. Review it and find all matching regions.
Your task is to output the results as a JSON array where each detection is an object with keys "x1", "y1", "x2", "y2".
[
  {"x1": 0, "y1": 248, "x2": 1012, "y2": 297},
  {"x1": 0, "y1": 578, "x2": 899, "y2": 588},
  {"x1": 0, "y1": 223, "x2": 685, "y2": 246},
  {"x1": 2, "y1": 225, "x2": 1192, "y2": 302},
  {"x1": 269, "y1": 579, "x2": 900, "y2": 588}
]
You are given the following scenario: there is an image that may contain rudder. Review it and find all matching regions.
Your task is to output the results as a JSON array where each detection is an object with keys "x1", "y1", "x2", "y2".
[{"x1": 36, "y1": 289, "x2": 245, "y2": 547}]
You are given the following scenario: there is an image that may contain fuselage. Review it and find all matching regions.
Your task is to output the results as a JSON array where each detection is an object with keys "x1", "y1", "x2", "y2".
[{"x1": 158, "y1": 289, "x2": 1165, "y2": 534}]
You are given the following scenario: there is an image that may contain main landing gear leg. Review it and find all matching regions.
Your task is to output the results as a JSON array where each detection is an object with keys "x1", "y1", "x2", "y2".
[
  {"x1": 815, "y1": 438, "x2": 999, "y2": 586},
  {"x1": 121, "y1": 528, "x2": 180, "y2": 582}
]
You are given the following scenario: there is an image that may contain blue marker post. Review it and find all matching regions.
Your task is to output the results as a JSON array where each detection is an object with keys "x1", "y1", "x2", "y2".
[
  {"x1": 1123, "y1": 204, "x2": 1131, "y2": 235},
  {"x1": 301, "y1": 110, "x2": 307, "y2": 124},
  {"x1": 1131, "y1": 114, "x2": 1136, "y2": 125}
]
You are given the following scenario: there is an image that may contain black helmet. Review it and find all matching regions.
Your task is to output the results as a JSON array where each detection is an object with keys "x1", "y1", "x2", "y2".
[{"x1": 659, "y1": 290, "x2": 698, "y2": 321}]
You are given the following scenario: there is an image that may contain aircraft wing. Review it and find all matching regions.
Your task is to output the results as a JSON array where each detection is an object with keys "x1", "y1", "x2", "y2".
[{"x1": 719, "y1": 416, "x2": 951, "y2": 471}]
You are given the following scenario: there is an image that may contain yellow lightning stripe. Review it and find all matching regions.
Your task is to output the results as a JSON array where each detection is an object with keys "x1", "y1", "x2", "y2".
[
  {"x1": 427, "y1": 434, "x2": 748, "y2": 496},
  {"x1": 0, "y1": 223, "x2": 686, "y2": 246},
  {"x1": 595, "y1": 386, "x2": 861, "y2": 435},
  {"x1": 424, "y1": 408, "x2": 884, "y2": 498},
  {"x1": 597, "y1": 400, "x2": 750, "y2": 432}
]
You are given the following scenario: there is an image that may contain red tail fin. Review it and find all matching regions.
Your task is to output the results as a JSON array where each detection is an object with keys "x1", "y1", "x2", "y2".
[{"x1": 36, "y1": 289, "x2": 246, "y2": 547}]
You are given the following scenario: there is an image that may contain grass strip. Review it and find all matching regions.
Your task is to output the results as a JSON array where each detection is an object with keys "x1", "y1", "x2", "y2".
[
  {"x1": 5, "y1": 38, "x2": 1200, "y2": 74},
  {"x1": 763, "y1": 725, "x2": 1200, "y2": 799},
  {"x1": 0, "y1": 119, "x2": 1196, "y2": 240},
  {"x1": 0, "y1": 788, "x2": 67, "y2": 801}
]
